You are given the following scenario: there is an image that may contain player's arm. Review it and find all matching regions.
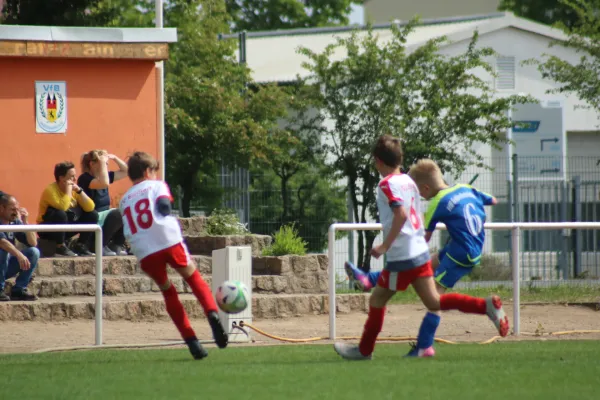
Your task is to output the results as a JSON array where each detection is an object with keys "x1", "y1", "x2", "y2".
[
  {"x1": 472, "y1": 186, "x2": 497, "y2": 206},
  {"x1": 381, "y1": 206, "x2": 407, "y2": 250},
  {"x1": 371, "y1": 180, "x2": 405, "y2": 258},
  {"x1": 424, "y1": 230, "x2": 433, "y2": 243},
  {"x1": 155, "y1": 182, "x2": 174, "y2": 217},
  {"x1": 423, "y1": 202, "x2": 439, "y2": 243},
  {"x1": 156, "y1": 196, "x2": 172, "y2": 216}
]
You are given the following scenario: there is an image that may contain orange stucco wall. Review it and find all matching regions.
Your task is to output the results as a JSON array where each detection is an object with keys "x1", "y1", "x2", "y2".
[{"x1": 0, "y1": 57, "x2": 158, "y2": 222}]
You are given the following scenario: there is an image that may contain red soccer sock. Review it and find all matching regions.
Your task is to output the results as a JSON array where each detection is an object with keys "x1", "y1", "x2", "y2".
[
  {"x1": 185, "y1": 269, "x2": 218, "y2": 315},
  {"x1": 162, "y1": 285, "x2": 196, "y2": 339},
  {"x1": 440, "y1": 293, "x2": 486, "y2": 315},
  {"x1": 358, "y1": 306, "x2": 386, "y2": 356}
]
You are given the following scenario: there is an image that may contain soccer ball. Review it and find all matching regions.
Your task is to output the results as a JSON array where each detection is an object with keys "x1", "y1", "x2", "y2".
[{"x1": 215, "y1": 280, "x2": 250, "y2": 314}]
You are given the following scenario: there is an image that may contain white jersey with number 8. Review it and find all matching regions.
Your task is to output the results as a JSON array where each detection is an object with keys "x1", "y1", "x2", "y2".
[
  {"x1": 119, "y1": 180, "x2": 183, "y2": 260},
  {"x1": 377, "y1": 173, "x2": 429, "y2": 262}
]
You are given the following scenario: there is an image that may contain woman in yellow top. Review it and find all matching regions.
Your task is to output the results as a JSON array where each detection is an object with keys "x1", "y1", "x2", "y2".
[{"x1": 37, "y1": 161, "x2": 98, "y2": 257}]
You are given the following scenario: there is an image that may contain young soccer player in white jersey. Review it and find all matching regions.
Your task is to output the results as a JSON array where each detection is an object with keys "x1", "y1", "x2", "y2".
[
  {"x1": 334, "y1": 135, "x2": 508, "y2": 360},
  {"x1": 119, "y1": 152, "x2": 228, "y2": 360}
]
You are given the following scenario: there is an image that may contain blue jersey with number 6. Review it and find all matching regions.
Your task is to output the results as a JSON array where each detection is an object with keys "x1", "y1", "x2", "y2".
[{"x1": 424, "y1": 184, "x2": 494, "y2": 264}]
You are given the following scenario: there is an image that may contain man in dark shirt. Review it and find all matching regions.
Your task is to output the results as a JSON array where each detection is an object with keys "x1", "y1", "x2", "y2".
[{"x1": 0, "y1": 193, "x2": 39, "y2": 301}]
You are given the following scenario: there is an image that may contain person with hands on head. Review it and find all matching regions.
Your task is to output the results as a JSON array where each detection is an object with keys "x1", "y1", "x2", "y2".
[
  {"x1": 37, "y1": 161, "x2": 98, "y2": 257},
  {"x1": 0, "y1": 193, "x2": 39, "y2": 301},
  {"x1": 78, "y1": 150, "x2": 128, "y2": 256}
]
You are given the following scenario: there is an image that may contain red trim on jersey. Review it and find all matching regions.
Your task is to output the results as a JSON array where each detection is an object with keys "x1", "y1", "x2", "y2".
[{"x1": 379, "y1": 174, "x2": 403, "y2": 204}]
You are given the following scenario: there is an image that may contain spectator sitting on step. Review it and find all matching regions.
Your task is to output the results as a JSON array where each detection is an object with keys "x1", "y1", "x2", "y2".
[
  {"x1": 0, "y1": 193, "x2": 39, "y2": 301},
  {"x1": 78, "y1": 150, "x2": 128, "y2": 256},
  {"x1": 37, "y1": 161, "x2": 98, "y2": 257}
]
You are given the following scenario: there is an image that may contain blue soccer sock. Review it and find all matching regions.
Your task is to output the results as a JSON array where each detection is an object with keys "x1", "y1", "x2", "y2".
[{"x1": 416, "y1": 312, "x2": 441, "y2": 349}]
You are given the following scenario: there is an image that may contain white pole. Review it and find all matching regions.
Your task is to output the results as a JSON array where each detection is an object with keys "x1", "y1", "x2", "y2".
[
  {"x1": 511, "y1": 226, "x2": 521, "y2": 335},
  {"x1": 0, "y1": 224, "x2": 104, "y2": 345},
  {"x1": 156, "y1": 0, "x2": 166, "y2": 180},
  {"x1": 328, "y1": 225, "x2": 336, "y2": 340},
  {"x1": 327, "y1": 222, "x2": 600, "y2": 339},
  {"x1": 94, "y1": 227, "x2": 103, "y2": 345}
]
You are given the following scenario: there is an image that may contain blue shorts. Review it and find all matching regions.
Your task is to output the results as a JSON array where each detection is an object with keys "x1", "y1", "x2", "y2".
[{"x1": 434, "y1": 242, "x2": 480, "y2": 289}]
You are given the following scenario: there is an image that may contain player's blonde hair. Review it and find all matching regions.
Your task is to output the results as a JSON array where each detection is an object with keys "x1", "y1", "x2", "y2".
[{"x1": 408, "y1": 159, "x2": 444, "y2": 186}]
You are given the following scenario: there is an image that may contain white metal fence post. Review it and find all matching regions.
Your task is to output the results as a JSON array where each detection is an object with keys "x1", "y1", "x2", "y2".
[
  {"x1": 0, "y1": 224, "x2": 103, "y2": 346},
  {"x1": 94, "y1": 227, "x2": 103, "y2": 345},
  {"x1": 327, "y1": 222, "x2": 600, "y2": 339},
  {"x1": 328, "y1": 224, "x2": 337, "y2": 340},
  {"x1": 511, "y1": 226, "x2": 521, "y2": 335}
]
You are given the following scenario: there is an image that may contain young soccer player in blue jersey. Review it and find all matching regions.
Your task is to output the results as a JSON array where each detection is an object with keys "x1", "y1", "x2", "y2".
[{"x1": 345, "y1": 158, "x2": 498, "y2": 295}]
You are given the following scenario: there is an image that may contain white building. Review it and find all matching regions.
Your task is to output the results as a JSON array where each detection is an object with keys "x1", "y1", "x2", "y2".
[
  {"x1": 363, "y1": 0, "x2": 501, "y2": 25},
  {"x1": 225, "y1": 12, "x2": 600, "y2": 279}
]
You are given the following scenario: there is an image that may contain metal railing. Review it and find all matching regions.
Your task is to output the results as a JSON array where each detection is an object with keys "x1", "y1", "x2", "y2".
[
  {"x1": 327, "y1": 221, "x2": 600, "y2": 340},
  {"x1": 2, "y1": 224, "x2": 103, "y2": 345}
]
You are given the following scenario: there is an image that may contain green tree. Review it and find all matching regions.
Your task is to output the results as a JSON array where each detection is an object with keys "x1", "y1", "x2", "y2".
[
  {"x1": 1, "y1": 0, "x2": 107, "y2": 25},
  {"x1": 249, "y1": 167, "x2": 347, "y2": 252},
  {"x1": 88, "y1": 0, "x2": 290, "y2": 216},
  {"x1": 255, "y1": 84, "x2": 323, "y2": 223},
  {"x1": 225, "y1": 0, "x2": 360, "y2": 31},
  {"x1": 88, "y1": 0, "x2": 154, "y2": 27},
  {"x1": 249, "y1": 83, "x2": 347, "y2": 251},
  {"x1": 299, "y1": 21, "x2": 530, "y2": 271},
  {"x1": 528, "y1": 0, "x2": 600, "y2": 116},
  {"x1": 498, "y1": 0, "x2": 581, "y2": 28},
  {"x1": 163, "y1": 0, "x2": 290, "y2": 216}
]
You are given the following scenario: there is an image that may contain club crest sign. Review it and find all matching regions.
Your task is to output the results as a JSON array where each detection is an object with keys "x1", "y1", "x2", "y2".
[{"x1": 36, "y1": 81, "x2": 67, "y2": 133}]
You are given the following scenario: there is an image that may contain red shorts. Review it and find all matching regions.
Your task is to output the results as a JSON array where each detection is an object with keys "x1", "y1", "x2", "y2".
[
  {"x1": 377, "y1": 261, "x2": 433, "y2": 291},
  {"x1": 140, "y1": 242, "x2": 191, "y2": 285}
]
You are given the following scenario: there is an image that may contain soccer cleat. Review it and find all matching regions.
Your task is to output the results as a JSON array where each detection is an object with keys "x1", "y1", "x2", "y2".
[
  {"x1": 185, "y1": 337, "x2": 208, "y2": 360},
  {"x1": 333, "y1": 342, "x2": 372, "y2": 360},
  {"x1": 344, "y1": 261, "x2": 373, "y2": 292},
  {"x1": 486, "y1": 295, "x2": 510, "y2": 337},
  {"x1": 208, "y1": 311, "x2": 228, "y2": 349},
  {"x1": 404, "y1": 342, "x2": 435, "y2": 358}
]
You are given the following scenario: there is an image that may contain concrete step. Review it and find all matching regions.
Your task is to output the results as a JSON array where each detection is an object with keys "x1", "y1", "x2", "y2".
[
  {"x1": 36, "y1": 256, "x2": 212, "y2": 277},
  {"x1": 183, "y1": 235, "x2": 272, "y2": 256},
  {"x1": 6, "y1": 272, "x2": 329, "y2": 298},
  {"x1": 0, "y1": 293, "x2": 369, "y2": 321},
  {"x1": 36, "y1": 254, "x2": 328, "y2": 277}
]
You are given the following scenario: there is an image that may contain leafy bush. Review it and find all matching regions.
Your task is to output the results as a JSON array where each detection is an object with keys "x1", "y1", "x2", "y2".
[
  {"x1": 467, "y1": 254, "x2": 512, "y2": 281},
  {"x1": 262, "y1": 224, "x2": 308, "y2": 256},
  {"x1": 205, "y1": 208, "x2": 249, "y2": 236}
]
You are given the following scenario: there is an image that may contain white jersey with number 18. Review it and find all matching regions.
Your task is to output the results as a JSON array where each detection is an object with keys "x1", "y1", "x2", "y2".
[{"x1": 119, "y1": 180, "x2": 182, "y2": 260}]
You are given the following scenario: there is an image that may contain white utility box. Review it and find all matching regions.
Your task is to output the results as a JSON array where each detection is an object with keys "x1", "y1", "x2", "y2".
[{"x1": 211, "y1": 246, "x2": 253, "y2": 343}]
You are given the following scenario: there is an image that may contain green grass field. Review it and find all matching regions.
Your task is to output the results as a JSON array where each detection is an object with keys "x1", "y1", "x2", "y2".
[
  {"x1": 2, "y1": 341, "x2": 599, "y2": 400},
  {"x1": 339, "y1": 284, "x2": 600, "y2": 304}
]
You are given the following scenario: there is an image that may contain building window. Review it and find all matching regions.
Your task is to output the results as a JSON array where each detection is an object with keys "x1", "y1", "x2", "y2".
[{"x1": 495, "y1": 56, "x2": 516, "y2": 91}]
